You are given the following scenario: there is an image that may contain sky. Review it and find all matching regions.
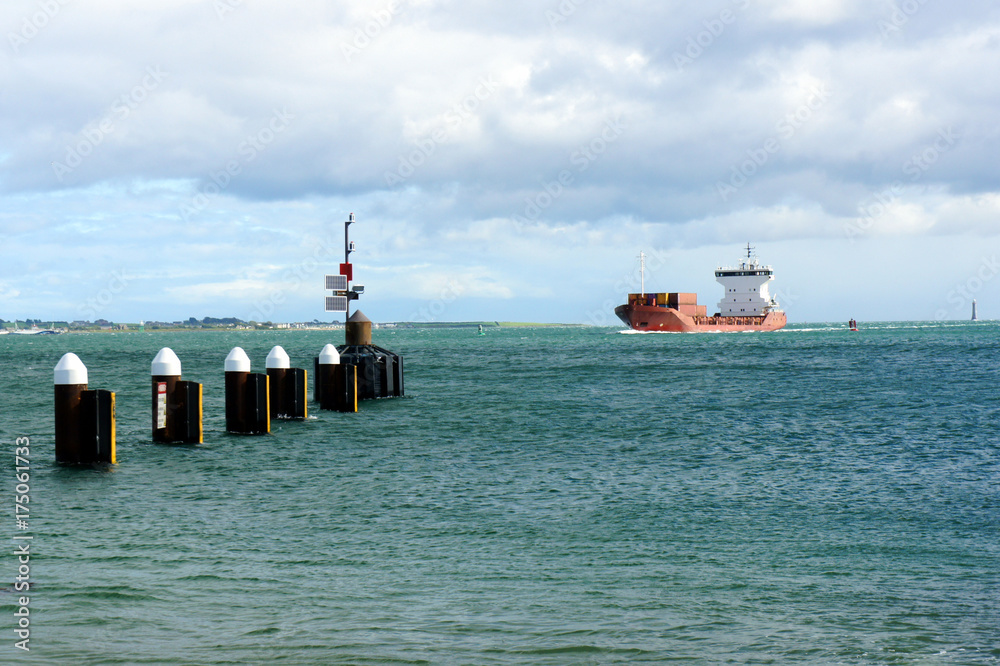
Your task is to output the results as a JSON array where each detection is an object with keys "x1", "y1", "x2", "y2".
[{"x1": 1, "y1": 0, "x2": 998, "y2": 325}]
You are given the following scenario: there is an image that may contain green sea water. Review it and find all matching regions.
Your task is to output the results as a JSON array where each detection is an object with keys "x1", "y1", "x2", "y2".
[{"x1": 1, "y1": 322, "x2": 998, "y2": 664}]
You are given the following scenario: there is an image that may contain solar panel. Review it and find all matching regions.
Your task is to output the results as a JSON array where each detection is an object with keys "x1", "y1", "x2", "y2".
[
  {"x1": 325, "y1": 296, "x2": 348, "y2": 312},
  {"x1": 325, "y1": 274, "x2": 348, "y2": 291}
]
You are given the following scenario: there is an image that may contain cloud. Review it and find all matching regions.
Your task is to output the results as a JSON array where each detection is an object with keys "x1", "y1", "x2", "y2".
[
  {"x1": 1, "y1": 0, "x2": 999, "y2": 322},
  {"x1": 760, "y1": 0, "x2": 863, "y2": 26}
]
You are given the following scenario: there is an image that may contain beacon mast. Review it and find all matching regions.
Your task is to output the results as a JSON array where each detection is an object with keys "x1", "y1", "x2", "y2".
[
  {"x1": 325, "y1": 212, "x2": 362, "y2": 321},
  {"x1": 319, "y1": 212, "x2": 403, "y2": 402}
]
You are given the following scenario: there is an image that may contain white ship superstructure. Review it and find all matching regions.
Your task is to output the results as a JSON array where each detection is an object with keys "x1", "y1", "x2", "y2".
[{"x1": 715, "y1": 244, "x2": 781, "y2": 316}]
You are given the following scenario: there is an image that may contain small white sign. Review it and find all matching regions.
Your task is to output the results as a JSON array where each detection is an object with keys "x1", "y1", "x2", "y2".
[{"x1": 156, "y1": 382, "x2": 167, "y2": 429}]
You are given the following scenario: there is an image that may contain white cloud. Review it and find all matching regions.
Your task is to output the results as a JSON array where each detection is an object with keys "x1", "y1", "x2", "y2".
[
  {"x1": 0, "y1": 283, "x2": 21, "y2": 301},
  {"x1": 761, "y1": 0, "x2": 861, "y2": 25},
  {"x1": 1, "y1": 0, "x2": 999, "y2": 322}
]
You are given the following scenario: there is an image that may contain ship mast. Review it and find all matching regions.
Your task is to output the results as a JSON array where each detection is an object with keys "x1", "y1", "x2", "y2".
[{"x1": 638, "y1": 251, "x2": 646, "y2": 296}]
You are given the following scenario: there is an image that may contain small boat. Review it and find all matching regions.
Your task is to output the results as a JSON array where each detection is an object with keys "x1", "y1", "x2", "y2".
[{"x1": 11, "y1": 322, "x2": 62, "y2": 335}]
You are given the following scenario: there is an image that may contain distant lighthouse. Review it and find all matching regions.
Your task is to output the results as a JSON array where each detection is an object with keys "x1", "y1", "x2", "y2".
[{"x1": 971, "y1": 299, "x2": 978, "y2": 321}]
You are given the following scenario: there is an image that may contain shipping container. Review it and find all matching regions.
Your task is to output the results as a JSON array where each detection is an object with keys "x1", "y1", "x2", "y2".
[
  {"x1": 666, "y1": 292, "x2": 698, "y2": 307},
  {"x1": 677, "y1": 304, "x2": 701, "y2": 316}
]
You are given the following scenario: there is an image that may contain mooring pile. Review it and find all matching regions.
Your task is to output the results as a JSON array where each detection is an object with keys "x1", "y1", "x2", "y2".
[
  {"x1": 51, "y1": 212, "x2": 405, "y2": 465},
  {"x1": 53, "y1": 353, "x2": 115, "y2": 465}
]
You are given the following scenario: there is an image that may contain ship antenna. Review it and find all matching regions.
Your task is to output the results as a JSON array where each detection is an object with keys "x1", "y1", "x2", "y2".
[{"x1": 638, "y1": 250, "x2": 646, "y2": 296}]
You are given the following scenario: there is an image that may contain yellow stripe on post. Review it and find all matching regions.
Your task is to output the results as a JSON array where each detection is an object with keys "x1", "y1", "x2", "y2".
[
  {"x1": 350, "y1": 365, "x2": 358, "y2": 413},
  {"x1": 109, "y1": 392, "x2": 117, "y2": 465},
  {"x1": 197, "y1": 383, "x2": 204, "y2": 444}
]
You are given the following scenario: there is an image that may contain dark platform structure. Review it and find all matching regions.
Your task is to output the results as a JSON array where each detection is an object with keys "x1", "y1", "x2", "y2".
[
  {"x1": 322, "y1": 213, "x2": 405, "y2": 406},
  {"x1": 336, "y1": 310, "x2": 404, "y2": 401}
]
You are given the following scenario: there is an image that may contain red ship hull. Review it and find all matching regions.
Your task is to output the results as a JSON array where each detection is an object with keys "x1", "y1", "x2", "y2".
[{"x1": 615, "y1": 303, "x2": 787, "y2": 333}]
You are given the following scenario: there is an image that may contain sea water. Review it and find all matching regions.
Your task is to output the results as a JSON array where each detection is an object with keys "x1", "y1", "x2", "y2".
[{"x1": 0, "y1": 323, "x2": 997, "y2": 664}]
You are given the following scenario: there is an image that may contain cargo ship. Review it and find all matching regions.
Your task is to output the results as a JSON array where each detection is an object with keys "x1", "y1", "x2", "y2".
[{"x1": 614, "y1": 244, "x2": 787, "y2": 333}]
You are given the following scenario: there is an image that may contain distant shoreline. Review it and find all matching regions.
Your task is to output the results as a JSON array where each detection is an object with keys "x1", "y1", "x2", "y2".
[
  {"x1": 2, "y1": 321, "x2": 590, "y2": 334},
  {"x1": 3, "y1": 320, "x2": 987, "y2": 335}
]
